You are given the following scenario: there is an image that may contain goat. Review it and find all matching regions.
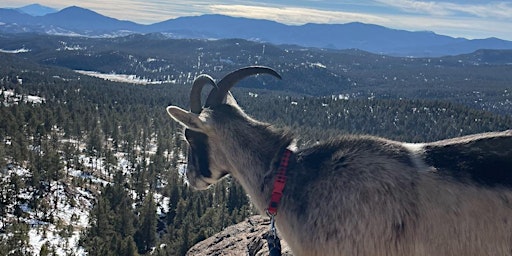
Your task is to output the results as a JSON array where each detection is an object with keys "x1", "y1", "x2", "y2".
[{"x1": 166, "y1": 66, "x2": 512, "y2": 256}]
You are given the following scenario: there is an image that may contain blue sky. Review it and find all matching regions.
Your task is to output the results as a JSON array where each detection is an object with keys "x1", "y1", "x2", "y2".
[{"x1": 2, "y1": 0, "x2": 512, "y2": 40}]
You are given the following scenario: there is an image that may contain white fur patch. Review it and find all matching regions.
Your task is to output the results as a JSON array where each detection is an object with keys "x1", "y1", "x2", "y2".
[{"x1": 402, "y1": 142, "x2": 434, "y2": 172}]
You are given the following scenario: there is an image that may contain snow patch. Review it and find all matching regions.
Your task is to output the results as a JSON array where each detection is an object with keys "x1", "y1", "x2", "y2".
[
  {"x1": 1, "y1": 89, "x2": 45, "y2": 104},
  {"x1": 75, "y1": 70, "x2": 175, "y2": 85},
  {"x1": 310, "y1": 62, "x2": 327, "y2": 68},
  {"x1": 0, "y1": 48, "x2": 31, "y2": 54}
]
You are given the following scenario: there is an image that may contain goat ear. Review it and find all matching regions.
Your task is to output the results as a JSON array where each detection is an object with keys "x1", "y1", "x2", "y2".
[{"x1": 166, "y1": 106, "x2": 205, "y2": 131}]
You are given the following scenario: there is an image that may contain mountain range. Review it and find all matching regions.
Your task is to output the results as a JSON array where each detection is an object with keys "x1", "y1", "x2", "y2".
[{"x1": 1, "y1": 4, "x2": 512, "y2": 57}]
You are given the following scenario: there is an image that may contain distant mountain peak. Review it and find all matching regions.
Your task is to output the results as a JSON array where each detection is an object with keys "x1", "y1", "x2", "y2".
[
  {"x1": 65, "y1": 5, "x2": 89, "y2": 10},
  {"x1": 37, "y1": 5, "x2": 142, "y2": 33},
  {"x1": 59, "y1": 5, "x2": 98, "y2": 15},
  {"x1": 16, "y1": 3, "x2": 57, "y2": 16}
]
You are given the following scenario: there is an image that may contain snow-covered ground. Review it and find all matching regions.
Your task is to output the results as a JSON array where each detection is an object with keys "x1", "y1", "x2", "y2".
[
  {"x1": 1, "y1": 123, "x2": 180, "y2": 255},
  {"x1": 0, "y1": 48, "x2": 31, "y2": 54},
  {"x1": 75, "y1": 70, "x2": 175, "y2": 85},
  {"x1": 1, "y1": 89, "x2": 45, "y2": 104},
  {"x1": 26, "y1": 183, "x2": 92, "y2": 256},
  {"x1": 1, "y1": 165, "x2": 93, "y2": 256}
]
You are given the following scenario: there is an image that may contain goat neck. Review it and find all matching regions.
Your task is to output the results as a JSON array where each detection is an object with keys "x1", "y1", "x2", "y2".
[{"x1": 205, "y1": 104, "x2": 294, "y2": 212}]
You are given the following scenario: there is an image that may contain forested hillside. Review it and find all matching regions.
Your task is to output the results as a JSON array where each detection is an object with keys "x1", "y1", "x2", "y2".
[
  {"x1": 0, "y1": 35, "x2": 511, "y2": 255},
  {"x1": 1, "y1": 34, "x2": 512, "y2": 115}
]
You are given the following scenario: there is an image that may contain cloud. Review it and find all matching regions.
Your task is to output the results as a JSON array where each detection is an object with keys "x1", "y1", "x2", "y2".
[
  {"x1": 208, "y1": 4, "x2": 389, "y2": 25},
  {"x1": 375, "y1": 0, "x2": 512, "y2": 19},
  {"x1": 208, "y1": 3, "x2": 512, "y2": 40},
  {"x1": 376, "y1": 0, "x2": 452, "y2": 15},
  {"x1": 459, "y1": 2, "x2": 512, "y2": 19},
  {"x1": 382, "y1": 13, "x2": 512, "y2": 39}
]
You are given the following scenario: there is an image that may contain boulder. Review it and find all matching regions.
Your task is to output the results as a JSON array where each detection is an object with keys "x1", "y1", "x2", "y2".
[{"x1": 187, "y1": 215, "x2": 293, "y2": 256}]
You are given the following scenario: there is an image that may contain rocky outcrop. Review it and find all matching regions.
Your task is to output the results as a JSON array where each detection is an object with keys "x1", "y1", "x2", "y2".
[{"x1": 187, "y1": 215, "x2": 293, "y2": 256}]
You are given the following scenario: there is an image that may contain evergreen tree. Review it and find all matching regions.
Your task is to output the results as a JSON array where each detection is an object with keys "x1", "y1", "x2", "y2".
[
  {"x1": 39, "y1": 241, "x2": 52, "y2": 256},
  {"x1": 0, "y1": 143, "x2": 6, "y2": 170},
  {"x1": 135, "y1": 192, "x2": 157, "y2": 254}
]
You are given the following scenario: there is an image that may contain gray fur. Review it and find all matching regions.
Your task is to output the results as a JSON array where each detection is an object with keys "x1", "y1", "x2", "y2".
[{"x1": 167, "y1": 67, "x2": 512, "y2": 256}]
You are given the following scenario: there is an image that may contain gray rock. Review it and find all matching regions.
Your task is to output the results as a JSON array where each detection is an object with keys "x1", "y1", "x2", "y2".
[{"x1": 187, "y1": 215, "x2": 293, "y2": 256}]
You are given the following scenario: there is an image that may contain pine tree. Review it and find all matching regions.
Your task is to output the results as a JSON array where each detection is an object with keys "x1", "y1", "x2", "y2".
[
  {"x1": 87, "y1": 125, "x2": 103, "y2": 157},
  {"x1": 135, "y1": 192, "x2": 157, "y2": 254},
  {"x1": 166, "y1": 184, "x2": 180, "y2": 225},
  {"x1": 39, "y1": 241, "x2": 51, "y2": 256},
  {"x1": 120, "y1": 237, "x2": 139, "y2": 256},
  {"x1": 0, "y1": 143, "x2": 6, "y2": 170},
  {"x1": 178, "y1": 219, "x2": 191, "y2": 256}
]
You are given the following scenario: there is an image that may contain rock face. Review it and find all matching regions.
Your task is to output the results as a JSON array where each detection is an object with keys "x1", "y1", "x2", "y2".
[{"x1": 187, "y1": 215, "x2": 294, "y2": 256}]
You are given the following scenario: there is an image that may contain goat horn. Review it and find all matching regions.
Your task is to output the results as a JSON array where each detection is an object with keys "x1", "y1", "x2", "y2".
[
  {"x1": 190, "y1": 74, "x2": 217, "y2": 114},
  {"x1": 204, "y1": 66, "x2": 281, "y2": 108}
]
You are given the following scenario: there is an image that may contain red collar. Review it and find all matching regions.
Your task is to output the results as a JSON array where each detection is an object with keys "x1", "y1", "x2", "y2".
[{"x1": 266, "y1": 149, "x2": 293, "y2": 216}]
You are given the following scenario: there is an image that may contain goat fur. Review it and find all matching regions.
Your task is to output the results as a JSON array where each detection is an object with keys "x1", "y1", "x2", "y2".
[{"x1": 167, "y1": 68, "x2": 512, "y2": 256}]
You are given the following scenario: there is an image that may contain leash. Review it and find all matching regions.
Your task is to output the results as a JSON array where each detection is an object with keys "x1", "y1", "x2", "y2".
[
  {"x1": 265, "y1": 214, "x2": 282, "y2": 256},
  {"x1": 265, "y1": 149, "x2": 292, "y2": 256}
]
